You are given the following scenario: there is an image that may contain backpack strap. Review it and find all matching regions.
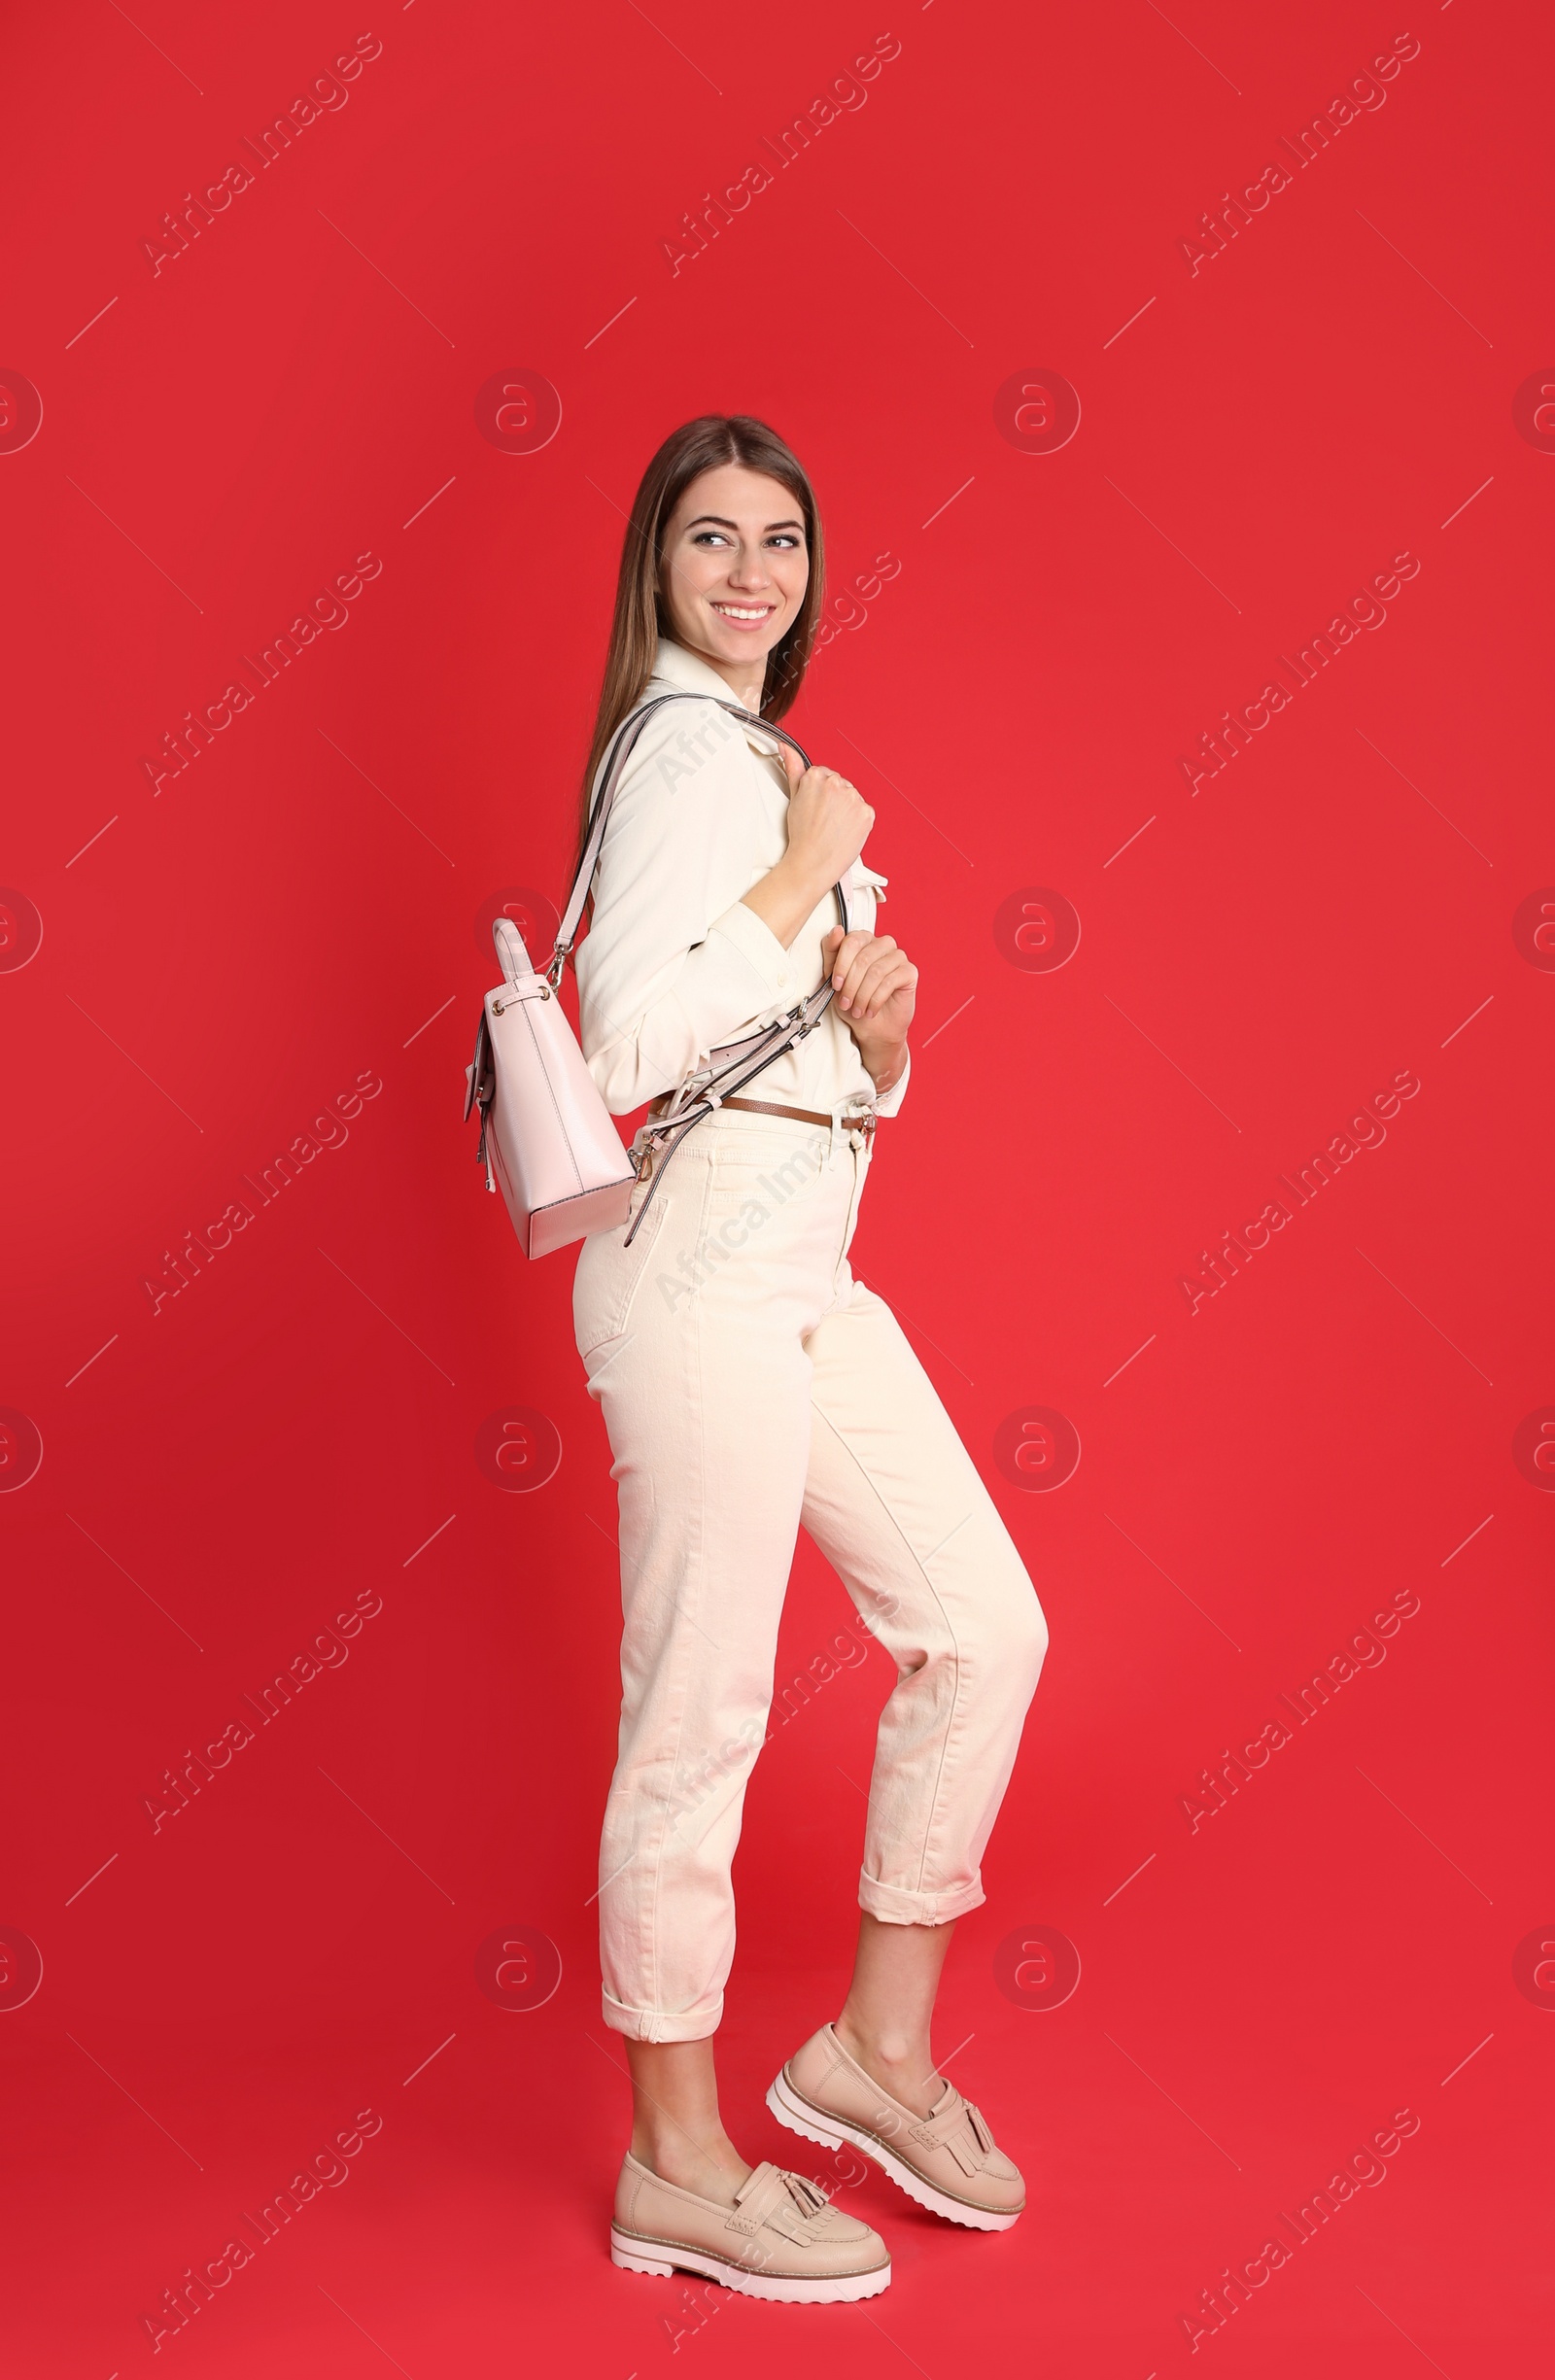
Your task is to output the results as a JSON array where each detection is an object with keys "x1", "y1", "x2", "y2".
[{"x1": 547, "y1": 693, "x2": 844, "y2": 986}]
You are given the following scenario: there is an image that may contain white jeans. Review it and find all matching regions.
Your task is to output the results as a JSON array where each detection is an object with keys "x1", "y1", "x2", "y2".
[{"x1": 573, "y1": 1106, "x2": 1049, "y2": 2042}]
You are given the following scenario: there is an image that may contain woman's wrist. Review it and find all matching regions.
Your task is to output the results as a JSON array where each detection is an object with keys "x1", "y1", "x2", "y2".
[
  {"x1": 860, "y1": 1036, "x2": 909, "y2": 1098},
  {"x1": 739, "y1": 854, "x2": 834, "y2": 951}
]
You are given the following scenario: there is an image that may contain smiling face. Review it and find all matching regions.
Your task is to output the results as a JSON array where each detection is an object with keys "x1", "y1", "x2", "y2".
[{"x1": 658, "y1": 463, "x2": 811, "y2": 703}]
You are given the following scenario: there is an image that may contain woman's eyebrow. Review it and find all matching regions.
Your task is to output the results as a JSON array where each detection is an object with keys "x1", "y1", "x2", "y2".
[{"x1": 683, "y1": 513, "x2": 805, "y2": 534}]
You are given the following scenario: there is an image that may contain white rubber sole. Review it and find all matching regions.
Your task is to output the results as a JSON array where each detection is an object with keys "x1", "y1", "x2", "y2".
[
  {"x1": 610, "y1": 2225, "x2": 891, "y2": 2303},
  {"x1": 767, "y1": 2067, "x2": 1021, "y2": 2233}
]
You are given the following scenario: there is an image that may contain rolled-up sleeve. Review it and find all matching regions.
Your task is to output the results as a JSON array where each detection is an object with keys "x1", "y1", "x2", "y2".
[
  {"x1": 842, "y1": 862, "x2": 912, "y2": 1119},
  {"x1": 576, "y1": 701, "x2": 796, "y2": 1113},
  {"x1": 874, "y1": 1045, "x2": 911, "y2": 1118}
]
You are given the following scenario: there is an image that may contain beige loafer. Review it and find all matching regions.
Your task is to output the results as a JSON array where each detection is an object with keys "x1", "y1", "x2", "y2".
[
  {"x1": 769, "y1": 2023, "x2": 1025, "y2": 2231},
  {"x1": 610, "y1": 2152, "x2": 892, "y2": 2303}
]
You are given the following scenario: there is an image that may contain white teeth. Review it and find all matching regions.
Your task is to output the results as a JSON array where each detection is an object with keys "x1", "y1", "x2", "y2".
[{"x1": 713, "y1": 604, "x2": 771, "y2": 619}]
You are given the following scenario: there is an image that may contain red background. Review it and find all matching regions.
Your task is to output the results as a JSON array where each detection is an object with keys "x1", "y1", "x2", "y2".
[{"x1": 2, "y1": 2, "x2": 1550, "y2": 2372}]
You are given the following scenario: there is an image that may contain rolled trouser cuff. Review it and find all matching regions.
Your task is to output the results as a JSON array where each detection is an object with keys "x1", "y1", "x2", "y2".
[
  {"x1": 858, "y1": 1870, "x2": 986, "y2": 1926},
  {"x1": 602, "y1": 1985, "x2": 723, "y2": 2042}
]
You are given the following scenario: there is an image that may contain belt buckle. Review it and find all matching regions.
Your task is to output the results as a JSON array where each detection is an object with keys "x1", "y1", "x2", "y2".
[{"x1": 841, "y1": 1105, "x2": 877, "y2": 1150}]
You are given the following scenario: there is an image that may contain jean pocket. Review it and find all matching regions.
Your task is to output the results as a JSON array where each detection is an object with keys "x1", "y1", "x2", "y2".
[
  {"x1": 572, "y1": 1186, "x2": 669, "y2": 1358},
  {"x1": 704, "y1": 1133, "x2": 829, "y2": 1214}
]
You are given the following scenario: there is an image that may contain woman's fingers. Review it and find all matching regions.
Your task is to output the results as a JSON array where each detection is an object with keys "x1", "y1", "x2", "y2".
[
  {"x1": 821, "y1": 925, "x2": 858, "y2": 995},
  {"x1": 827, "y1": 929, "x2": 871, "y2": 1002},
  {"x1": 821, "y1": 926, "x2": 918, "y2": 1029},
  {"x1": 837, "y1": 938, "x2": 881, "y2": 997},
  {"x1": 857, "y1": 952, "x2": 916, "y2": 1018},
  {"x1": 832, "y1": 933, "x2": 907, "y2": 1014},
  {"x1": 851, "y1": 956, "x2": 914, "y2": 1018},
  {"x1": 826, "y1": 927, "x2": 865, "y2": 973}
]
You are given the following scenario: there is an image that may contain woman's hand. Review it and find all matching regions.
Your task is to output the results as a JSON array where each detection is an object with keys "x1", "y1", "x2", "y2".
[
  {"x1": 779, "y1": 745, "x2": 874, "y2": 895},
  {"x1": 822, "y1": 923, "x2": 916, "y2": 1095},
  {"x1": 740, "y1": 747, "x2": 876, "y2": 949}
]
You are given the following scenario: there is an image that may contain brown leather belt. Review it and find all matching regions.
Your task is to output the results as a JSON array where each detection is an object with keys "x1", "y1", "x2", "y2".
[{"x1": 648, "y1": 1093, "x2": 877, "y2": 1135}]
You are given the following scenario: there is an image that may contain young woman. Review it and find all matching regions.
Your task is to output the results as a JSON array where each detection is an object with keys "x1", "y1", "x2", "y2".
[{"x1": 570, "y1": 415, "x2": 1049, "y2": 2304}]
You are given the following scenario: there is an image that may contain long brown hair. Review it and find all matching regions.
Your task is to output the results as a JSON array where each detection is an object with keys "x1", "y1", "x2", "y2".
[{"x1": 571, "y1": 414, "x2": 825, "y2": 882}]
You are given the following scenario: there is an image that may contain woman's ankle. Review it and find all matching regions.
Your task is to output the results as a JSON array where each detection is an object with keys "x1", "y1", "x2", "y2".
[
  {"x1": 631, "y1": 2125, "x2": 752, "y2": 2205},
  {"x1": 834, "y1": 2012, "x2": 940, "y2": 2116}
]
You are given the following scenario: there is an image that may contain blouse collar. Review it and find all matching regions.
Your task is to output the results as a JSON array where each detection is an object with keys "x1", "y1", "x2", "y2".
[{"x1": 648, "y1": 638, "x2": 781, "y2": 756}]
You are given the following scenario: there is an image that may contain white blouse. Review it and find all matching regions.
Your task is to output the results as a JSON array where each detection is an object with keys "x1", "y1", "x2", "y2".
[{"x1": 576, "y1": 638, "x2": 912, "y2": 1121}]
